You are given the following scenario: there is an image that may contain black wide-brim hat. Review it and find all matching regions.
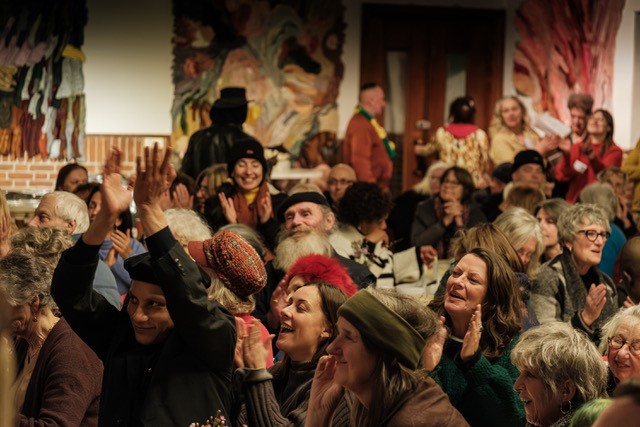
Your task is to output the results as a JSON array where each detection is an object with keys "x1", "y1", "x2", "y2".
[{"x1": 212, "y1": 87, "x2": 249, "y2": 110}]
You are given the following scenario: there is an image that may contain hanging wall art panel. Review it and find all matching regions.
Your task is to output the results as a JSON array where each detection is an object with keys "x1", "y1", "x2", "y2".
[{"x1": 171, "y1": 0, "x2": 345, "y2": 163}]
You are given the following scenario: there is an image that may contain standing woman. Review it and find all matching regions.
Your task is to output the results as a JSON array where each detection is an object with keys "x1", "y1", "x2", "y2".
[
  {"x1": 534, "y1": 198, "x2": 571, "y2": 263},
  {"x1": 427, "y1": 248, "x2": 525, "y2": 426},
  {"x1": 210, "y1": 137, "x2": 286, "y2": 248},
  {"x1": 555, "y1": 109, "x2": 623, "y2": 203},
  {"x1": 411, "y1": 166, "x2": 486, "y2": 258},
  {"x1": 489, "y1": 96, "x2": 549, "y2": 166},
  {"x1": 415, "y1": 96, "x2": 490, "y2": 187},
  {"x1": 306, "y1": 288, "x2": 468, "y2": 426},
  {"x1": 532, "y1": 203, "x2": 618, "y2": 343}
]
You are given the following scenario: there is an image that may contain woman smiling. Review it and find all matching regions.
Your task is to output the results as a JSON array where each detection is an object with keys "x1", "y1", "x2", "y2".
[
  {"x1": 532, "y1": 203, "x2": 618, "y2": 343},
  {"x1": 235, "y1": 281, "x2": 349, "y2": 426},
  {"x1": 427, "y1": 248, "x2": 525, "y2": 426}
]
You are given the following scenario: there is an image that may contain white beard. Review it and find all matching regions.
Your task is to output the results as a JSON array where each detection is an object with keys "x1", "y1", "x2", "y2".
[{"x1": 273, "y1": 228, "x2": 333, "y2": 271}]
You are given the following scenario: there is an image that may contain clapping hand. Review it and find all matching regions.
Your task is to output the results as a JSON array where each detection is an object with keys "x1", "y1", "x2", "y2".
[
  {"x1": 306, "y1": 355, "x2": 344, "y2": 427},
  {"x1": 218, "y1": 193, "x2": 238, "y2": 224},
  {"x1": 422, "y1": 315, "x2": 447, "y2": 371},
  {"x1": 460, "y1": 305, "x2": 482, "y2": 362},
  {"x1": 581, "y1": 284, "x2": 607, "y2": 327}
]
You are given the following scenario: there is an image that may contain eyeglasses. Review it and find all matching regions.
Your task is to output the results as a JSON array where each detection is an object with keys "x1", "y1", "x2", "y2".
[
  {"x1": 608, "y1": 336, "x2": 640, "y2": 356},
  {"x1": 327, "y1": 179, "x2": 354, "y2": 186},
  {"x1": 577, "y1": 229, "x2": 610, "y2": 242},
  {"x1": 442, "y1": 179, "x2": 461, "y2": 186}
]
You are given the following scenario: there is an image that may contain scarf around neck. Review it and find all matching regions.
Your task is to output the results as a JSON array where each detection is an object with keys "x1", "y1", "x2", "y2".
[{"x1": 355, "y1": 105, "x2": 396, "y2": 159}]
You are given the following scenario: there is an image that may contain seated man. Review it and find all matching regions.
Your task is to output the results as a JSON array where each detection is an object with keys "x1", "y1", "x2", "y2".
[
  {"x1": 51, "y1": 146, "x2": 236, "y2": 425},
  {"x1": 28, "y1": 191, "x2": 121, "y2": 308}
]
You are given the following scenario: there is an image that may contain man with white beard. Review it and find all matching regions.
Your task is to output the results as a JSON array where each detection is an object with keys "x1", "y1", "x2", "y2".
[{"x1": 252, "y1": 191, "x2": 374, "y2": 334}]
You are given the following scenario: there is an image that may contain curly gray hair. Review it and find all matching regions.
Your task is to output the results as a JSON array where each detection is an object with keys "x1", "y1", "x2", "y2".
[
  {"x1": 164, "y1": 208, "x2": 212, "y2": 247},
  {"x1": 557, "y1": 203, "x2": 610, "y2": 246},
  {"x1": 0, "y1": 252, "x2": 54, "y2": 309},
  {"x1": 511, "y1": 322, "x2": 608, "y2": 405}
]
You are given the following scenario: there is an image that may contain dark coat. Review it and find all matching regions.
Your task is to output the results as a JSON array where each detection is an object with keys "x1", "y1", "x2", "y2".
[
  {"x1": 51, "y1": 228, "x2": 236, "y2": 426},
  {"x1": 180, "y1": 123, "x2": 252, "y2": 179}
]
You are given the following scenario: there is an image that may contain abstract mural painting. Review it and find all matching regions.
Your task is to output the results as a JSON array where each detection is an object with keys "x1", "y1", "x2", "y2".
[
  {"x1": 513, "y1": 0, "x2": 625, "y2": 121},
  {"x1": 171, "y1": 0, "x2": 346, "y2": 162}
]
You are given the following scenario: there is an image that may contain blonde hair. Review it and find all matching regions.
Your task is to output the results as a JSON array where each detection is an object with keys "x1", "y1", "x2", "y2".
[
  {"x1": 0, "y1": 288, "x2": 15, "y2": 426},
  {"x1": 413, "y1": 161, "x2": 451, "y2": 195},
  {"x1": 207, "y1": 276, "x2": 255, "y2": 314},
  {"x1": 511, "y1": 322, "x2": 608, "y2": 405},
  {"x1": 10, "y1": 227, "x2": 73, "y2": 270},
  {"x1": 494, "y1": 207, "x2": 544, "y2": 277},
  {"x1": 489, "y1": 95, "x2": 531, "y2": 138}
]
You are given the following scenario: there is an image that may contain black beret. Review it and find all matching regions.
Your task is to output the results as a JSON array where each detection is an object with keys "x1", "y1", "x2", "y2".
[
  {"x1": 124, "y1": 252, "x2": 212, "y2": 289},
  {"x1": 276, "y1": 192, "x2": 330, "y2": 222}
]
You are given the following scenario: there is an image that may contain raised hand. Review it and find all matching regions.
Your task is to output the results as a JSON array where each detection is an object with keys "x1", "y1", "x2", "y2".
[
  {"x1": 171, "y1": 183, "x2": 193, "y2": 209},
  {"x1": 581, "y1": 283, "x2": 607, "y2": 328},
  {"x1": 306, "y1": 355, "x2": 344, "y2": 427},
  {"x1": 111, "y1": 229, "x2": 132, "y2": 259},
  {"x1": 422, "y1": 315, "x2": 447, "y2": 371},
  {"x1": 234, "y1": 317, "x2": 247, "y2": 369},
  {"x1": 257, "y1": 193, "x2": 273, "y2": 224},
  {"x1": 218, "y1": 193, "x2": 238, "y2": 224},
  {"x1": 241, "y1": 319, "x2": 274, "y2": 370},
  {"x1": 460, "y1": 305, "x2": 482, "y2": 361},
  {"x1": 133, "y1": 144, "x2": 176, "y2": 210}
]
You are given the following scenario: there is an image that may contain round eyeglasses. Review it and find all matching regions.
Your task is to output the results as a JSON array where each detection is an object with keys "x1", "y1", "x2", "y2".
[{"x1": 577, "y1": 229, "x2": 610, "y2": 242}]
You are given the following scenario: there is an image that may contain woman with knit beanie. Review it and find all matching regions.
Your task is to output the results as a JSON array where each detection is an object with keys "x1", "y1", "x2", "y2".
[
  {"x1": 206, "y1": 137, "x2": 286, "y2": 249},
  {"x1": 306, "y1": 288, "x2": 468, "y2": 426}
]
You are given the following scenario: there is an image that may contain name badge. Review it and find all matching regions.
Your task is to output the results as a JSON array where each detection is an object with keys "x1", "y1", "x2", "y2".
[{"x1": 573, "y1": 159, "x2": 588, "y2": 173}]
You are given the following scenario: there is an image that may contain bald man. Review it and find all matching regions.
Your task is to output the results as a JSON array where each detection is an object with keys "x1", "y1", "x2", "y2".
[
  {"x1": 342, "y1": 83, "x2": 394, "y2": 191},
  {"x1": 324, "y1": 163, "x2": 356, "y2": 211}
]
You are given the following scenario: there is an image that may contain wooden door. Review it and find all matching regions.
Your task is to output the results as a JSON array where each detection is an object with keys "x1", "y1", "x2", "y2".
[{"x1": 361, "y1": 5, "x2": 505, "y2": 193}]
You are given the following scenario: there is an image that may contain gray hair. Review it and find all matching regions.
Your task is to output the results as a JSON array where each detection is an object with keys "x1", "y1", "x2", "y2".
[
  {"x1": 557, "y1": 203, "x2": 610, "y2": 245},
  {"x1": 511, "y1": 322, "x2": 608, "y2": 405},
  {"x1": 42, "y1": 191, "x2": 90, "y2": 233},
  {"x1": 164, "y1": 208, "x2": 212, "y2": 247},
  {"x1": 494, "y1": 207, "x2": 544, "y2": 277},
  {"x1": 579, "y1": 182, "x2": 617, "y2": 221},
  {"x1": 0, "y1": 252, "x2": 54, "y2": 309},
  {"x1": 534, "y1": 198, "x2": 571, "y2": 222},
  {"x1": 207, "y1": 277, "x2": 255, "y2": 314},
  {"x1": 10, "y1": 227, "x2": 73, "y2": 271},
  {"x1": 220, "y1": 223, "x2": 269, "y2": 261},
  {"x1": 413, "y1": 161, "x2": 451, "y2": 195},
  {"x1": 599, "y1": 305, "x2": 640, "y2": 353}
]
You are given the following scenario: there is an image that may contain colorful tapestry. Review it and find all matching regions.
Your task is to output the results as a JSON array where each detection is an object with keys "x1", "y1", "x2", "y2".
[
  {"x1": 0, "y1": 0, "x2": 88, "y2": 160},
  {"x1": 171, "y1": 0, "x2": 345, "y2": 160},
  {"x1": 513, "y1": 0, "x2": 625, "y2": 121}
]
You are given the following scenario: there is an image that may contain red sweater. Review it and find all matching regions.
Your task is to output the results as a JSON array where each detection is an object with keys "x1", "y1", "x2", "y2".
[{"x1": 555, "y1": 140, "x2": 622, "y2": 203}]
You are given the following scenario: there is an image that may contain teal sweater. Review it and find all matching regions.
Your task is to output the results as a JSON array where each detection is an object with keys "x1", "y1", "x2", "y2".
[{"x1": 433, "y1": 334, "x2": 525, "y2": 427}]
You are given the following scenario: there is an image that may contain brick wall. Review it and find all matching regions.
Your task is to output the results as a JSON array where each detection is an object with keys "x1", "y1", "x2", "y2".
[{"x1": 0, "y1": 135, "x2": 170, "y2": 192}]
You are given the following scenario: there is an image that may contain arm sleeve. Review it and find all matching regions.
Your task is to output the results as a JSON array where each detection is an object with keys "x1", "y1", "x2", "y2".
[
  {"x1": 411, "y1": 201, "x2": 446, "y2": 247},
  {"x1": 554, "y1": 146, "x2": 578, "y2": 182},
  {"x1": 589, "y1": 145, "x2": 623, "y2": 173},
  {"x1": 18, "y1": 331, "x2": 102, "y2": 427},
  {"x1": 50, "y1": 240, "x2": 121, "y2": 360},
  {"x1": 348, "y1": 125, "x2": 376, "y2": 183},
  {"x1": 236, "y1": 368, "x2": 296, "y2": 427},
  {"x1": 147, "y1": 227, "x2": 236, "y2": 372},
  {"x1": 462, "y1": 345, "x2": 525, "y2": 426},
  {"x1": 529, "y1": 267, "x2": 563, "y2": 325},
  {"x1": 622, "y1": 143, "x2": 640, "y2": 180}
]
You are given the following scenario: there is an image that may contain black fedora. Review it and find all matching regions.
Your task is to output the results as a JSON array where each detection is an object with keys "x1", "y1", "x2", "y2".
[{"x1": 212, "y1": 87, "x2": 249, "y2": 110}]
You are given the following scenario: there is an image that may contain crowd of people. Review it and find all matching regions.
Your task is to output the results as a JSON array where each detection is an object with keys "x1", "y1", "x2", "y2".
[{"x1": 1, "y1": 85, "x2": 640, "y2": 427}]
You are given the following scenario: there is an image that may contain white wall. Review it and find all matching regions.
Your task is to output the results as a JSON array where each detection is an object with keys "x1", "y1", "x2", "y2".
[
  {"x1": 83, "y1": 0, "x2": 638, "y2": 148},
  {"x1": 84, "y1": 0, "x2": 173, "y2": 134}
]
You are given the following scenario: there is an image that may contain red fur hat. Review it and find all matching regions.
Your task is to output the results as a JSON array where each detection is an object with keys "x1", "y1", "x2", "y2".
[{"x1": 284, "y1": 254, "x2": 357, "y2": 297}]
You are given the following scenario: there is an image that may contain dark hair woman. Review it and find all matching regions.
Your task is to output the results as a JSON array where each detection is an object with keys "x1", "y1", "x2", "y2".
[
  {"x1": 414, "y1": 96, "x2": 490, "y2": 187},
  {"x1": 555, "y1": 109, "x2": 623, "y2": 203},
  {"x1": 235, "y1": 281, "x2": 349, "y2": 426},
  {"x1": 427, "y1": 248, "x2": 525, "y2": 426},
  {"x1": 411, "y1": 166, "x2": 487, "y2": 258},
  {"x1": 332, "y1": 182, "x2": 431, "y2": 288},
  {"x1": 55, "y1": 162, "x2": 88, "y2": 193}
]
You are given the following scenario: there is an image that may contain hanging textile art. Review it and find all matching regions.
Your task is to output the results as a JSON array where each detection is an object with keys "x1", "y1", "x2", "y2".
[
  {"x1": 513, "y1": 0, "x2": 625, "y2": 121},
  {"x1": 0, "y1": 0, "x2": 88, "y2": 160},
  {"x1": 171, "y1": 0, "x2": 346, "y2": 161}
]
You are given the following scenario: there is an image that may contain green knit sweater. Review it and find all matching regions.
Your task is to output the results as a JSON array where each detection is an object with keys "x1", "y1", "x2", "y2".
[{"x1": 433, "y1": 333, "x2": 525, "y2": 427}]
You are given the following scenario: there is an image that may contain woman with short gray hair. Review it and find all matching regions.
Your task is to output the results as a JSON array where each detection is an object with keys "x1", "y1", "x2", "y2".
[
  {"x1": 598, "y1": 305, "x2": 640, "y2": 394},
  {"x1": 532, "y1": 203, "x2": 618, "y2": 343},
  {"x1": 511, "y1": 322, "x2": 608, "y2": 427}
]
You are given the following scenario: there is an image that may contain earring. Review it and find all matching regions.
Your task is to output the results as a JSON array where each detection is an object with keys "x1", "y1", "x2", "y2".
[{"x1": 560, "y1": 400, "x2": 572, "y2": 415}]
